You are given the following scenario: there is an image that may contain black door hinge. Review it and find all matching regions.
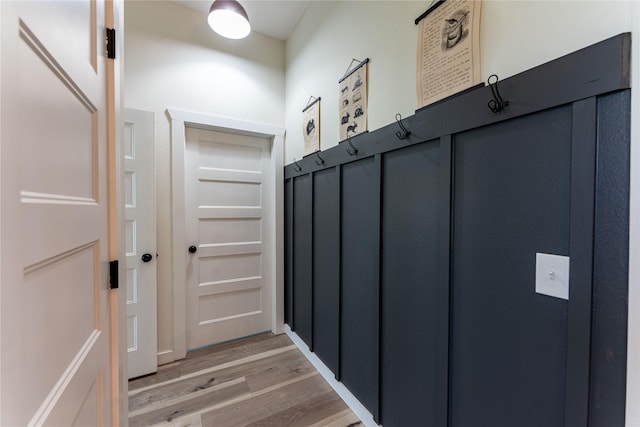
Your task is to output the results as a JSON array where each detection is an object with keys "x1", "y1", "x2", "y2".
[
  {"x1": 109, "y1": 260, "x2": 119, "y2": 289},
  {"x1": 106, "y1": 28, "x2": 116, "y2": 59}
]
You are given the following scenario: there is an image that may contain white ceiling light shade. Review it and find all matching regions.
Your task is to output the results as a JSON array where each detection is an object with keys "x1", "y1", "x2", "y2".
[{"x1": 208, "y1": 0, "x2": 251, "y2": 39}]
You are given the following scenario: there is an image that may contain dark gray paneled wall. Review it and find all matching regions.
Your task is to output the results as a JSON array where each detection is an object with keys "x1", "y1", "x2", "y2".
[
  {"x1": 450, "y1": 106, "x2": 572, "y2": 427},
  {"x1": 292, "y1": 174, "x2": 312, "y2": 345},
  {"x1": 284, "y1": 34, "x2": 631, "y2": 427},
  {"x1": 380, "y1": 141, "x2": 448, "y2": 426},
  {"x1": 589, "y1": 91, "x2": 631, "y2": 426},
  {"x1": 340, "y1": 157, "x2": 380, "y2": 419},
  {"x1": 312, "y1": 167, "x2": 340, "y2": 375}
]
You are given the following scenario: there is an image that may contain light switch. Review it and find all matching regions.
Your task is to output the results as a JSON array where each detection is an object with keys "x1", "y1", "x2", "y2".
[{"x1": 535, "y1": 253, "x2": 570, "y2": 300}]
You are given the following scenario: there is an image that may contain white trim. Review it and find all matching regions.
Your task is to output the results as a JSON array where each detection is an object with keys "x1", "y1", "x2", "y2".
[
  {"x1": 167, "y1": 108, "x2": 285, "y2": 138},
  {"x1": 167, "y1": 108, "x2": 285, "y2": 360},
  {"x1": 627, "y1": 4, "x2": 640, "y2": 426},
  {"x1": 169, "y1": 116, "x2": 187, "y2": 360},
  {"x1": 156, "y1": 350, "x2": 175, "y2": 367},
  {"x1": 114, "y1": 2, "x2": 128, "y2": 425},
  {"x1": 285, "y1": 326, "x2": 379, "y2": 427}
]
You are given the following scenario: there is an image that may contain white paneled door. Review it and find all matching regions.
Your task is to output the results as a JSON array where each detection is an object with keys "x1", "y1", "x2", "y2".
[
  {"x1": 125, "y1": 108, "x2": 157, "y2": 379},
  {"x1": 185, "y1": 127, "x2": 272, "y2": 350},
  {"x1": 0, "y1": 0, "x2": 117, "y2": 425}
]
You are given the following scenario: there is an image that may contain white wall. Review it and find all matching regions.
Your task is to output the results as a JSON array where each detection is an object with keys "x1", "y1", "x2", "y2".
[
  {"x1": 285, "y1": 1, "x2": 425, "y2": 163},
  {"x1": 285, "y1": 0, "x2": 633, "y2": 163},
  {"x1": 124, "y1": 0, "x2": 286, "y2": 362}
]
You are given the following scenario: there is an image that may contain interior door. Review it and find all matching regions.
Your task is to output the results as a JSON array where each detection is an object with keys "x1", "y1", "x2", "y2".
[
  {"x1": 184, "y1": 127, "x2": 272, "y2": 350},
  {"x1": 0, "y1": 0, "x2": 115, "y2": 425},
  {"x1": 124, "y1": 108, "x2": 157, "y2": 379}
]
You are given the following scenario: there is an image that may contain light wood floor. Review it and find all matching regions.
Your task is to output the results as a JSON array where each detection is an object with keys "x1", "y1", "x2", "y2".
[{"x1": 128, "y1": 333, "x2": 362, "y2": 427}]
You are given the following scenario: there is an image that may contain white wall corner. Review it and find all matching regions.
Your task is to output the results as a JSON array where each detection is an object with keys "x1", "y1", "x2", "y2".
[{"x1": 272, "y1": 134, "x2": 286, "y2": 335}]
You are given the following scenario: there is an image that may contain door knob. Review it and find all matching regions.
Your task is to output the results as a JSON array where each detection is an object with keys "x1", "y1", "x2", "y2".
[
  {"x1": 141, "y1": 253, "x2": 153, "y2": 263},
  {"x1": 188, "y1": 245, "x2": 197, "y2": 254}
]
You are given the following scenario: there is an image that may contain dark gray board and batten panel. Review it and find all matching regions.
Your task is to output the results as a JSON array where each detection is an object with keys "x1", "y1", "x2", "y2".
[
  {"x1": 292, "y1": 174, "x2": 313, "y2": 347},
  {"x1": 340, "y1": 157, "x2": 380, "y2": 419},
  {"x1": 589, "y1": 91, "x2": 630, "y2": 427},
  {"x1": 380, "y1": 140, "x2": 448, "y2": 427},
  {"x1": 282, "y1": 33, "x2": 631, "y2": 426},
  {"x1": 450, "y1": 106, "x2": 572, "y2": 427},
  {"x1": 312, "y1": 167, "x2": 340, "y2": 375}
]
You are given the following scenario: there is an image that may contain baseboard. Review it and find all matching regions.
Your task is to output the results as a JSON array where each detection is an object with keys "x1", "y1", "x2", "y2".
[
  {"x1": 285, "y1": 325, "x2": 378, "y2": 427},
  {"x1": 157, "y1": 350, "x2": 175, "y2": 366}
]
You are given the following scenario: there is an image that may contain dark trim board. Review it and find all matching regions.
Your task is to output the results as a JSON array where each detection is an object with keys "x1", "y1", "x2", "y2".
[
  {"x1": 439, "y1": 135, "x2": 452, "y2": 427},
  {"x1": 284, "y1": 33, "x2": 631, "y2": 426},
  {"x1": 565, "y1": 97, "x2": 597, "y2": 427},
  {"x1": 284, "y1": 178, "x2": 294, "y2": 327},
  {"x1": 336, "y1": 164, "x2": 343, "y2": 381}
]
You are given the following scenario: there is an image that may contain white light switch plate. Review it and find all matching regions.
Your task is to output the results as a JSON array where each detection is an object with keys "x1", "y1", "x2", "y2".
[{"x1": 535, "y1": 253, "x2": 570, "y2": 300}]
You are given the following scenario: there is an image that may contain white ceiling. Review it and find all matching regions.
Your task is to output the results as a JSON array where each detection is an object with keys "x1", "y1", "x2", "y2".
[{"x1": 173, "y1": 0, "x2": 311, "y2": 41}]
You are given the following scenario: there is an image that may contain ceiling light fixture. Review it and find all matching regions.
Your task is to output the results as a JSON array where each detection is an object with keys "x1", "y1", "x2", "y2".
[{"x1": 207, "y1": 0, "x2": 251, "y2": 40}]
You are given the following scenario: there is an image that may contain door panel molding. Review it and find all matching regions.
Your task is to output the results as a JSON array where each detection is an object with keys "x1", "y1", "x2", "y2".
[{"x1": 168, "y1": 108, "x2": 285, "y2": 361}]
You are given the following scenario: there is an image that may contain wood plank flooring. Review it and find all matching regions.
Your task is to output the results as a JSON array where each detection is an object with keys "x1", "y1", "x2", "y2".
[{"x1": 128, "y1": 333, "x2": 362, "y2": 427}]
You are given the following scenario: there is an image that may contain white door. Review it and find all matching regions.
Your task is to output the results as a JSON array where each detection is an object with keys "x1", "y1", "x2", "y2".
[
  {"x1": 0, "y1": 1, "x2": 116, "y2": 425},
  {"x1": 124, "y1": 108, "x2": 157, "y2": 379},
  {"x1": 185, "y1": 127, "x2": 272, "y2": 350}
]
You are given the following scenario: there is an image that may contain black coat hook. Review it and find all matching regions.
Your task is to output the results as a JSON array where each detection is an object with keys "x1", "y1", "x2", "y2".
[
  {"x1": 346, "y1": 129, "x2": 359, "y2": 156},
  {"x1": 395, "y1": 113, "x2": 411, "y2": 139},
  {"x1": 315, "y1": 151, "x2": 325, "y2": 166},
  {"x1": 293, "y1": 158, "x2": 302, "y2": 172},
  {"x1": 346, "y1": 137, "x2": 358, "y2": 156},
  {"x1": 487, "y1": 74, "x2": 509, "y2": 113}
]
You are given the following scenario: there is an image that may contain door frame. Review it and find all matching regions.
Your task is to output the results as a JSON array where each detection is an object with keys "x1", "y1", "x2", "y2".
[
  {"x1": 167, "y1": 108, "x2": 285, "y2": 360},
  {"x1": 109, "y1": 0, "x2": 128, "y2": 424}
]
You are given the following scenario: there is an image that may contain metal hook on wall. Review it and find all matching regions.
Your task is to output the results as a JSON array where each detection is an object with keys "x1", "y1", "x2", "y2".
[
  {"x1": 346, "y1": 130, "x2": 358, "y2": 156},
  {"x1": 347, "y1": 139, "x2": 358, "y2": 156},
  {"x1": 293, "y1": 158, "x2": 302, "y2": 172},
  {"x1": 487, "y1": 74, "x2": 509, "y2": 113},
  {"x1": 315, "y1": 151, "x2": 325, "y2": 166},
  {"x1": 395, "y1": 113, "x2": 411, "y2": 140}
]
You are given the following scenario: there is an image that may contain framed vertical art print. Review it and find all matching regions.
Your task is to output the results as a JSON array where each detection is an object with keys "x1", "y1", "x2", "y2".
[
  {"x1": 339, "y1": 58, "x2": 369, "y2": 141},
  {"x1": 302, "y1": 96, "x2": 321, "y2": 155}
]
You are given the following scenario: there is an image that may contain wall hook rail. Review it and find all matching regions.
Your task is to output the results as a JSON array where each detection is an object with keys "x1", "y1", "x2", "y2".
[
  {"x1": 315, "y1": 151, "x2": 325, "y2": 166},
  {"x1": 395, "y1": 113, "x2": 411, "y2": 139},
  {"x1": 487, "y1": 74, "x2": 509, "y2": 113},
  {"x1": 293, "y1": 158, "x2": 302, "y2": 172}
]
